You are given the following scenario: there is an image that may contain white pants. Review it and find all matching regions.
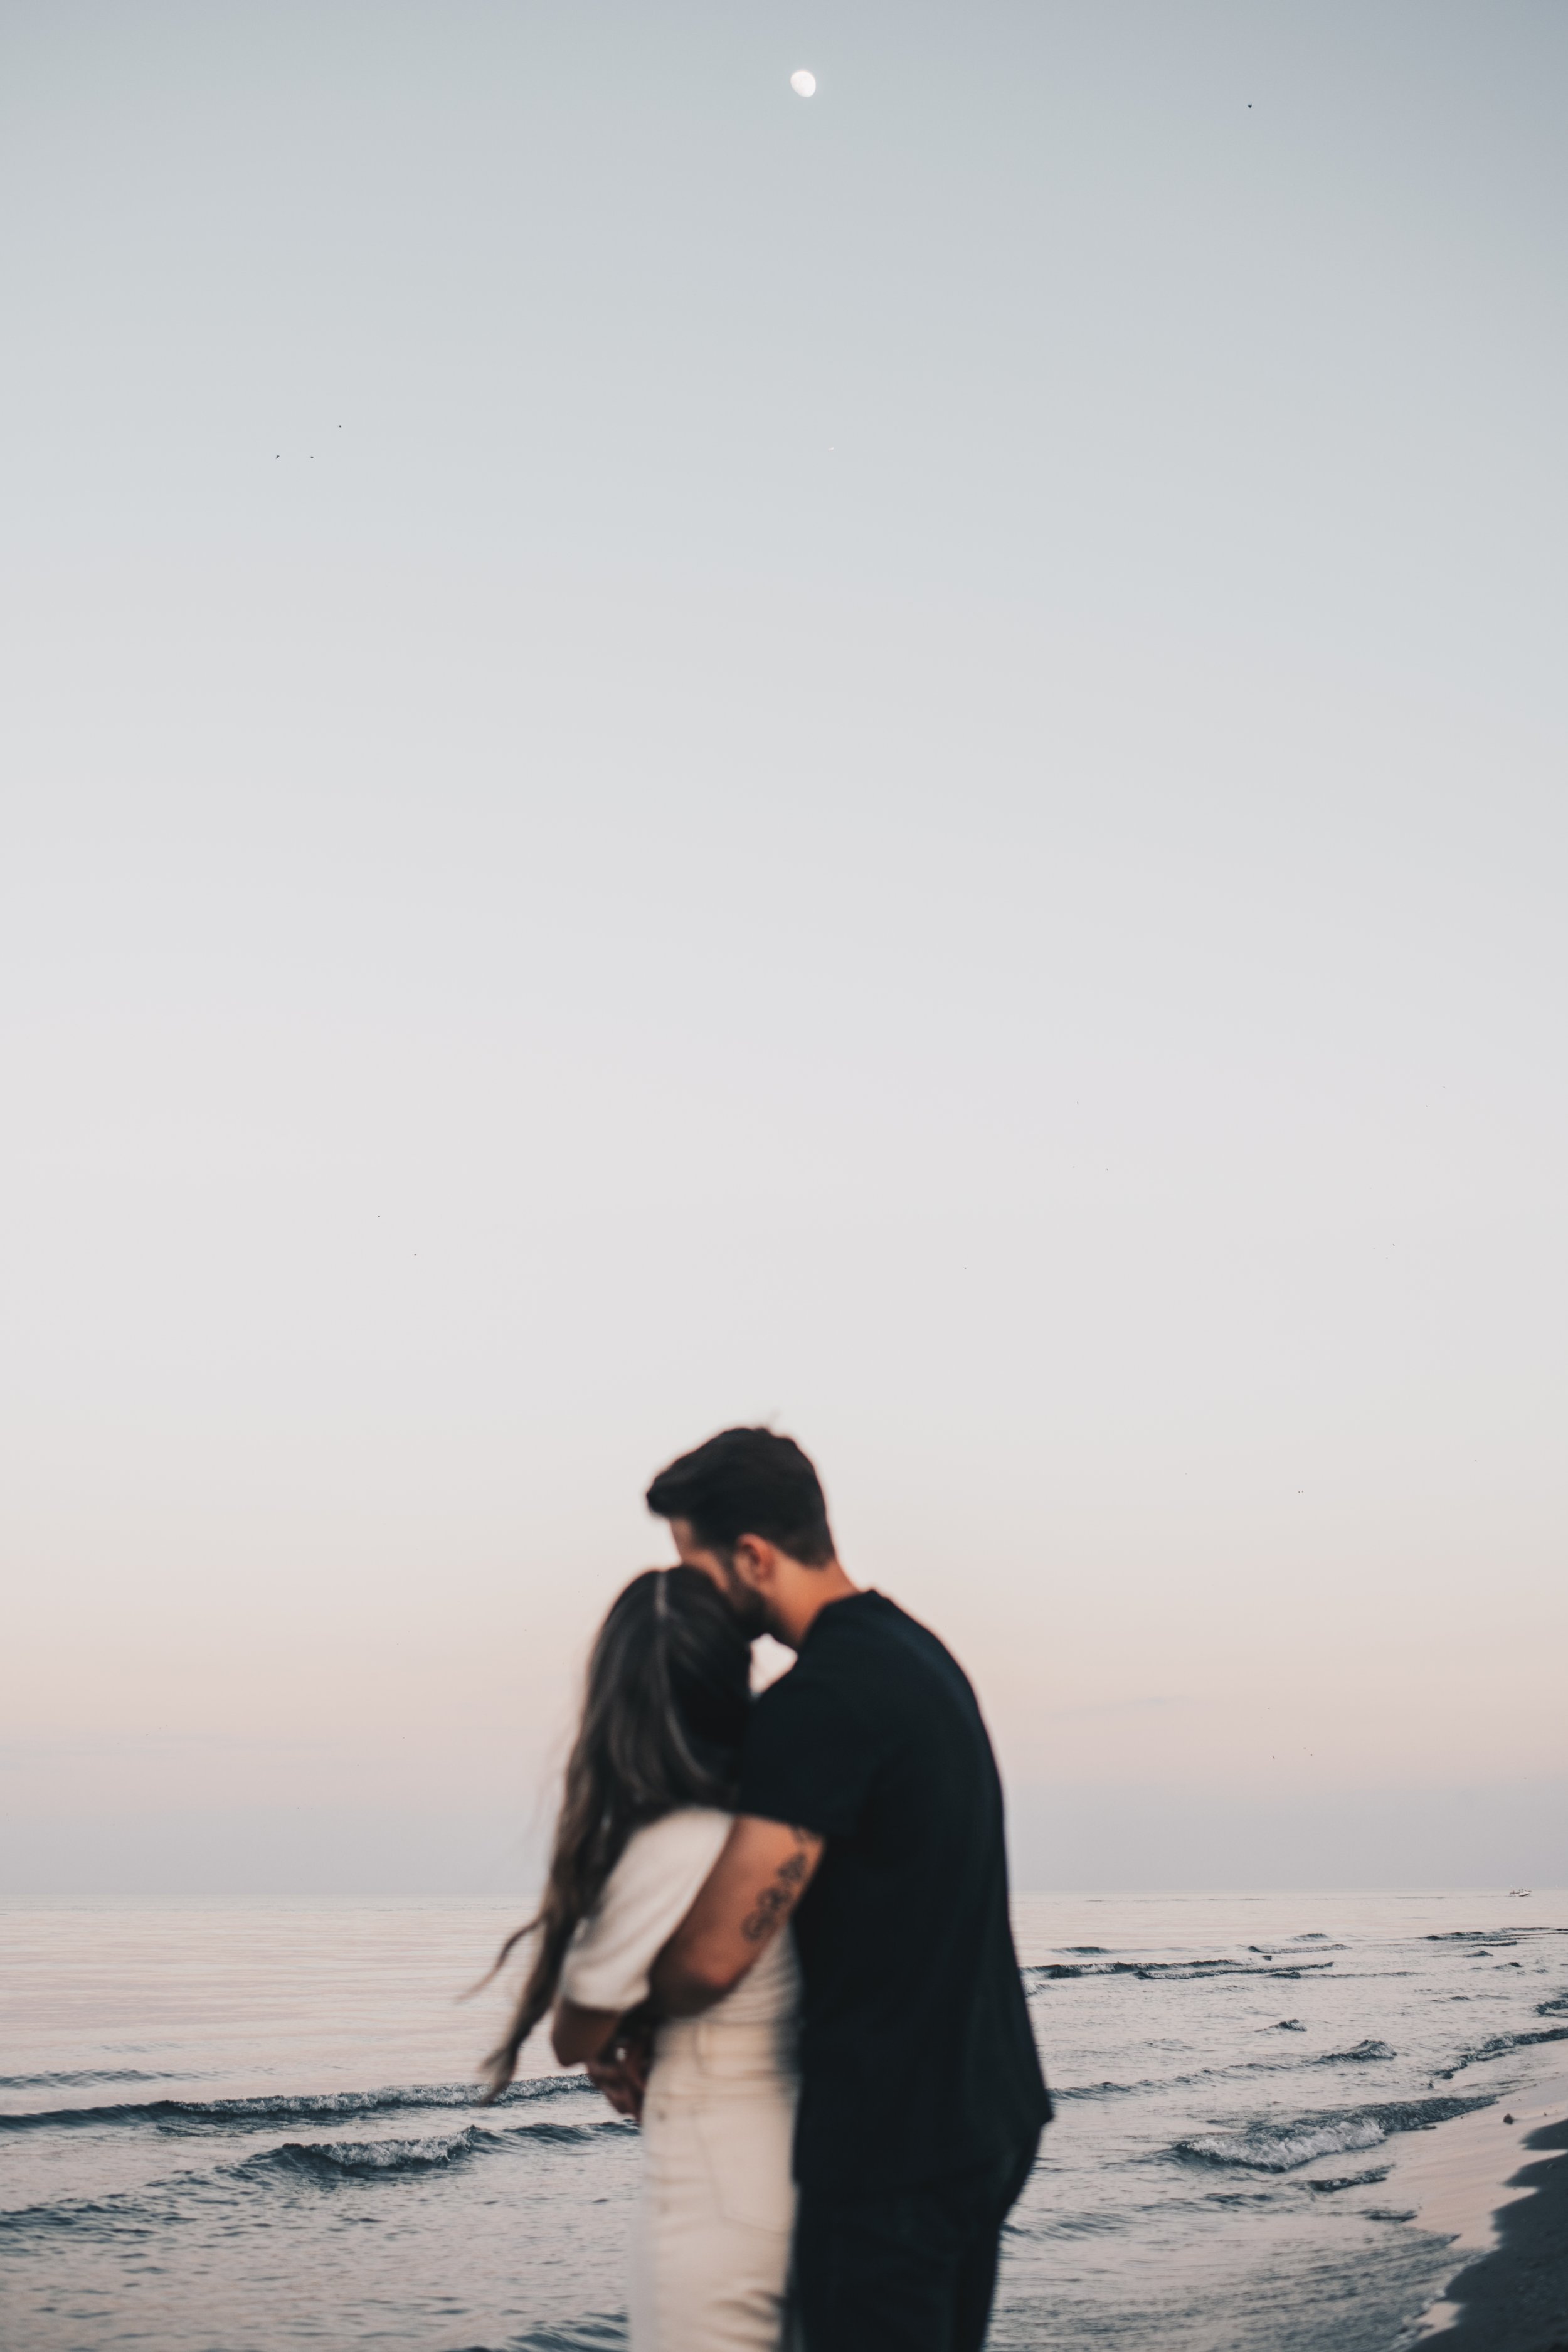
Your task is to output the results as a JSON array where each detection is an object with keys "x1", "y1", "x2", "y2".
[{"x1": 628, "y1": 2080, "x2": 798, "y2": 2352}]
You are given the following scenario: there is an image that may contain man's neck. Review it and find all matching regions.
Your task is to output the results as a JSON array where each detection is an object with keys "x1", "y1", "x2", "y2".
[{"x1": 771, "y1": 1560, "x2": 859, "y2": 1650}]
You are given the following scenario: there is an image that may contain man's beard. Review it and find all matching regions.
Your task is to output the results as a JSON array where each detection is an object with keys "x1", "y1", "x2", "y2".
[{"x1": 721, "y1": 1571, "x2": 770, "y2": 1640}]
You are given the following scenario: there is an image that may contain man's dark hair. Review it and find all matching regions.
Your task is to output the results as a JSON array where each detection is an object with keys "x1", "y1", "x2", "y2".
[{"x1": 645, "y1": 1427, "x2": 835, "y2": 1567}]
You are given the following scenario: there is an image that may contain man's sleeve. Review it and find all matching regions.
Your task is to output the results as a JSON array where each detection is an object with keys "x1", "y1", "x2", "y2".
[{"x1": 737, "y1": 1668, "x2": 881, "y2": 1840}]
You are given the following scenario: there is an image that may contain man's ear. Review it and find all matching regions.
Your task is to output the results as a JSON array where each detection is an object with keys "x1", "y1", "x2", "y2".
[{"x1": 729, "y1": 1534, "x2": 775, "y2": 1590}]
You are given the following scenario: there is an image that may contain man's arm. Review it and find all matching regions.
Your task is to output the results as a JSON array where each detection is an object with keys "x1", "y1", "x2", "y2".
[{"x1": 649, "y1": 1815, "x2": 824, "y2": 2017}]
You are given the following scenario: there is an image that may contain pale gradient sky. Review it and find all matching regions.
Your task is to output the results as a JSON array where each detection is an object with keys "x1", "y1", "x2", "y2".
[{"x1": 3, "y1": 1, "x2": 1565, "y2": 1893}]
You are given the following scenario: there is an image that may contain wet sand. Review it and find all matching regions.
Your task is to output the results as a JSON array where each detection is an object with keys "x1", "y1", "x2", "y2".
[{"x1": 1393, "y1": 2068, "x2": 1568, "y2": 2348}]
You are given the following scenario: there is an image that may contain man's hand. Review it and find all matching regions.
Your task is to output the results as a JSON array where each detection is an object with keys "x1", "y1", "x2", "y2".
[
  {"x1": 585, "y1": 2005, "x2": 655, "y2": 2124},
  {"x1": 650, "y1": 1816, "x2": 823, "y2": 2018}
]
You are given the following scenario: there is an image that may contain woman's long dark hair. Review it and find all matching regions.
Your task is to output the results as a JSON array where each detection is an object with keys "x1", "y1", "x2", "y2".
[{"x1": 478, "y1": 1565, "x2": 750, "y2": 2100}]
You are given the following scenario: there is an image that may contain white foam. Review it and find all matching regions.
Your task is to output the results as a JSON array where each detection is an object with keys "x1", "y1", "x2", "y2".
[{"x1": 1179, "y1": 2116, "x2": 1387, "y2": 2171}]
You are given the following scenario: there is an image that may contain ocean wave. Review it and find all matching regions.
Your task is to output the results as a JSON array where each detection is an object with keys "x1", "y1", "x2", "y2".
[
  {"x1": 1052, "y1": 2079, "x2": 1149, "y2": 2100},
  {"x1": 248, "y1": 2111, "x2": 626, "y2": 2182},
  {"x1": 499, "y1": 2119, "x2": 622, "y2": 2145},
  {"x1": 1425, "y1": 1930, "x2": 1518, "y2": 1944},
  {"x1": 1174, "y1": 2095, "x2": 1490, "y2": 2173},
  {"x1": 1041, "y1": 2040, "x2": 1400, "y2": 2103},
  {"x1": 257, "y1": 2127, "x2": 483, "y2": 2178},
  {"x1": 507, "y1": 2320, "x2": 628, "y2": 2350},
  {"x1": 375, "y1": 2317, "x2": 629, "y2": 2349},
  {"x1": 1364, "y1": 2096, "x2": 1493, "y2": 2130},
  {"x1": 1304, "y1": 2167, "x2": 1392, "y2": 2192},
  {"x1": 0, "y1": 2069, "x2": 183, "y2": 2092},
  {"x1": 0, "y1": 2169, "x2": 214, "y2": 2242},
  {"x1": 1433, "y1": 2025, "x2": 1568, "y2": 2079},
  {"x1": 2, "y1": 2109, "x2": 631, "y2": 2241},
  {"x1": 1177, "y1": 2117, "x2": 1388, "y2": 2171},
  {"x1": 0, "y1": 2195, "x2": 161, "y2": 2240},
  {"x1": 1025, "y1": 2204, "x2": 1137, "y2": 2238},
  {"x1": 1214, "y1": 1934, "x2": 1350, "y2": 1954},
  {"x1": 1023, "y1": 1957, "x2": 1335, "y2": 1985},
  {"x1": 1537, "y1": 1991, "x2": 1568, "y2": 2016},
  {"x1": 0, "y1": 2074, "x2": 600, "y2": 2138},
  {"x1": 1426, "y1": 1926, "x2": 1568, "y2": 1942}
]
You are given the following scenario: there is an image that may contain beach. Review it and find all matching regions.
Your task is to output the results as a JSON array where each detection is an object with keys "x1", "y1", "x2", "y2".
[{"x1": 1396, "y1": 2067, "x2": 1568, "y2": 2349}]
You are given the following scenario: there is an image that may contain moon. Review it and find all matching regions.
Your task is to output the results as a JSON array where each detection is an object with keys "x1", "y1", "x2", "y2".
[{"x1": 790, "y1": 69, "x2": 817, "y2": 97}]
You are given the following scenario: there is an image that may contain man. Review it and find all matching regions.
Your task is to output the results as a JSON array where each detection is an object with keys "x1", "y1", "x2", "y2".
[{"x1": 596, "y1": 1425, "x2": 1049, "y2": 2352}]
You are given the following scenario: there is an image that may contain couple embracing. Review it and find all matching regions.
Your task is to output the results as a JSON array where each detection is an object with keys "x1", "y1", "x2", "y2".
[{"x1": 482, "y1": 1428, "x2": 1050, "y2": 2351}]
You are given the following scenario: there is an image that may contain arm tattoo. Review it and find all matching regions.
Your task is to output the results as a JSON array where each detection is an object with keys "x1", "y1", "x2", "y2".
[{"x1": 740, "y1": 1828, "x2": 815, "y2": 1945}]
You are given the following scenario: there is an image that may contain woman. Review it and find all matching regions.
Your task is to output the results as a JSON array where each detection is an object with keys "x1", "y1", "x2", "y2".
[{"x1": 480, "y1": 1567, "x2": 800, "y2": 2352}]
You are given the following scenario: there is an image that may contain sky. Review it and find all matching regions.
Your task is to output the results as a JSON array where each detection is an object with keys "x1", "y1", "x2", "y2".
[{"x1": 3, "y1": 0, "x2": 1565, "y2": 1895}]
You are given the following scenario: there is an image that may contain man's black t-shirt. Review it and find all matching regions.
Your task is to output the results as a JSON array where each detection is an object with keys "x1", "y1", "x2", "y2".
[{"x1": 736, "y1": 1590, "x2": 1050, "y2": 2196}]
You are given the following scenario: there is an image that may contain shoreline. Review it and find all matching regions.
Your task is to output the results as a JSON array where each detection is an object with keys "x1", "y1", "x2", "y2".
[{"x1": 1392, "y1": 2066, "x2": 1568, "y2": 2348}]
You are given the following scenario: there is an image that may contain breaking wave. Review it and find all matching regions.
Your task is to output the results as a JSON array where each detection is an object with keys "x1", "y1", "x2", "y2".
[
  {"x1": 257, "y1": 2129, "x2": 483, "y2": 2178},
  {"x1": 1433, "y1": 2025, "x2": 1568, "y2": 2079},
  {"x1": 1174, "y1": 2096, "x2": 1490, "y2": 2173},
  {"x1": 254, "y1": 2114, "x2": 627, "y2": 2182},
  {"x1": 0, "y1": 2110, "x2": 632, "y2": 2242},
  {"x1": 1178, "y1": 2117, "x2": 1387, "y2": 2171}
]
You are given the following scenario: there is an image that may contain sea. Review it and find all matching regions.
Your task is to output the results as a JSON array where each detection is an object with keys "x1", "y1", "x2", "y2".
[{"x1": 4, "y1": 1888, "x2": 1567, "y2": 2351}]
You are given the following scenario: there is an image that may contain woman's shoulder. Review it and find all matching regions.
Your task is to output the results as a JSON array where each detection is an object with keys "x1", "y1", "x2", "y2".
[
  {"x1": 615, "y1": 1806, "x2": 733, "y2": 1877},
  {"x1": 567, "y1": 1808, "x2": 734, "y2": 1988},
  {"x1": 562, "y1": 1808, "x2": 735, "y2": 2010}
]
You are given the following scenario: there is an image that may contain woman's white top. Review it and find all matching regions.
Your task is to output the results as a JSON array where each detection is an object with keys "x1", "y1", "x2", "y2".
[{"x1": 558, "y1": 1806, "x2": 800, "y2": 2096}]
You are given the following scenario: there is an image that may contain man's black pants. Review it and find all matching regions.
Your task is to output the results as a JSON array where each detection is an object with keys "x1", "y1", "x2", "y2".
[{"x1": 792, "y1": 2134, "x2": 1040, "y2": 2352}]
